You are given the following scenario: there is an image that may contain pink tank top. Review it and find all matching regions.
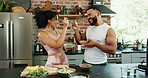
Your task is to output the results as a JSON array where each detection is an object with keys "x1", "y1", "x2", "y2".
[{"x1": 41, "y1": 30, "x2": 68, "y2": 66}]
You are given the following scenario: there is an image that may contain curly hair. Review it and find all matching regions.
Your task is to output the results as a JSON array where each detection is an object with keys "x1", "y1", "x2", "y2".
[
  {"x1": 34, "y1": 10, "x2": 57, "y2": 28},
  {"x1": 87, "y1": 5, "x2": 101, "y2": 14}
]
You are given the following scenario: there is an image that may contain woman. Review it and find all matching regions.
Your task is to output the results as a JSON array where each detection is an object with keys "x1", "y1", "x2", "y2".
[{"x1": 34, "y1": 10, "x2": 69, "y2": 66}]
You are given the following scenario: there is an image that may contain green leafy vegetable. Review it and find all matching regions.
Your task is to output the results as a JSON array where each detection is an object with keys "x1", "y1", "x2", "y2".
[{"x1": 26, "y1": 69, "x2": 48, "y2": 77}]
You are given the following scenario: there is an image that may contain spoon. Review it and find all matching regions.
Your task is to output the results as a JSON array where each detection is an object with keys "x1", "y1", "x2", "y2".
[
  {"x1": 89, "y1": 73, "x2": 100, "y2": 78},
  {"x1": 63, "y1": 67, "x2": 73, "y2": 77}
]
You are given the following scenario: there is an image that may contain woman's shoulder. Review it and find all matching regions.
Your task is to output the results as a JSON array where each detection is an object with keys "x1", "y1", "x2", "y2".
[
  {"x1": 39, "y1": 30, "x2": 46, "y2": 34},
  {"x1": 38, "y1": 31, "x2": 48, "y2": 37}
]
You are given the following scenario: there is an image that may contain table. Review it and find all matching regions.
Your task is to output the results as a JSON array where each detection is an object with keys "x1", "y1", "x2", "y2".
[{"x1": 0, "y1": 64, "x2": 147, "y2": 78}]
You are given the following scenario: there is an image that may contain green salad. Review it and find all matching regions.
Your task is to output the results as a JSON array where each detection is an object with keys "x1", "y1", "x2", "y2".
[{"x1": 26, "y1": 69, "x2": 48, "y2": 77}]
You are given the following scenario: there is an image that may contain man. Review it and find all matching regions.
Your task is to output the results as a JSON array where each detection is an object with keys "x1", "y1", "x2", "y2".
[{"x1": 72, "y1": 5, "x2": 117, "y2": 65}]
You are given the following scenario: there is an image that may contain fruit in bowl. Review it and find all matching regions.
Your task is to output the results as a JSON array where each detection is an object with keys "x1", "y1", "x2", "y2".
[{"x1": 79, "y1": 64, "x2": 92, "y2": 70}]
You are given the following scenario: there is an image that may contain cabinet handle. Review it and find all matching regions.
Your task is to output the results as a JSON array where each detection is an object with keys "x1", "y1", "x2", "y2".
[
  {"x1": 140, "y1": 57, "x2": 145, "y2": 58},
  {"x1": 69, "y1": 59, "x2": 76, "y2": 60},
  {"x1": 44, "y1": 60, "x2": 47, "y2": 61},
  {"x1": 123, "y1": 53, "x2": 131, "y2": 54}
]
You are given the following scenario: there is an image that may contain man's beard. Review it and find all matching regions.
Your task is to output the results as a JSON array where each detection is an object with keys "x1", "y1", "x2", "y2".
[{"x1": 88, "y1": 16, "x2": 97, "y2": 26}]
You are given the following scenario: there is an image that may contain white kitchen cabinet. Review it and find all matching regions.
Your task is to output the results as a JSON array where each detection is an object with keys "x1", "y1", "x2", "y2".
[
  {"x1": 33, "y1": 55, "x2": 47, "y2": 66},
  {"x1": 33, "y1": 54, "x2": 84, "y2": 66},
  {"x1": 121, "y1": 52, "x2": 146, "y2": 64},
  {"x1": 131, "y1": 53, "x2": 146, "y2": 63},
  {"x1": 67, "y1": 54, "x2": 84, "y2": 65},
  {"x1": 121, "y1": 53, "x2": 132, "y2": 63}
]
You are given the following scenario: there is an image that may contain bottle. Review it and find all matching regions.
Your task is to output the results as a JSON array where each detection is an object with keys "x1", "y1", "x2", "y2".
[
  {"x1": 36, "y1": 44, "x2": 40, "y2": 52},
  {"x1": 56, "y1": 5, "x2": 61, "y2": 14},
  {"x1": 127, "y1": 68, "x2": 130, "y2": 77},
  {"x1": 62, "y1": 6, "x2": 67, "y2": 15},
  {"x1": 40, "y1": 45, "x2": 43, "y2": 54}
]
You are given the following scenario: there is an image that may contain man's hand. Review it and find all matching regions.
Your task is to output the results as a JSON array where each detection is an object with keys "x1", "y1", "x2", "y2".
[{"x1": 84, "y1": 39, "x2": 96, "y2": 48}]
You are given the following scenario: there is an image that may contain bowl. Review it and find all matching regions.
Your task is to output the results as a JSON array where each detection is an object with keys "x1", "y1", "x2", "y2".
[
  {"x1": 26, "y1": 75, "x2": 48, "y2": 78},
  {"x1": 57, "y1": 68, "x2": 76, "y2": 74},
  {"x1": 64, "y1": 43, "x2": 75, "y2": 49},
  {"x1": 79, "y1": 40, "x2": 88, "y2": 45},
  {"x1": 79, "y1": 64, "x2": 92, "y2": 70},
  {"x1": 68, "y1": 72, "x2": 90, "y2": 78},
  {"x1": 25, "y1": 69, "x2": 48, "y2": 78}
]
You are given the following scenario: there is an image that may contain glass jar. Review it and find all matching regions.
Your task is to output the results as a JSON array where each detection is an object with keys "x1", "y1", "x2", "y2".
[
  {"x1": 56, "y1": 5, "x2": 61, "y2": 14},
  {"x1": 62, "y1": 6, "x2": 67, "y2": 15}
]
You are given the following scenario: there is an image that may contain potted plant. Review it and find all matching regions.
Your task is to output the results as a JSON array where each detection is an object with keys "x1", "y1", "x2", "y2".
[
  {"x1": 0, "y1": 1, "x2": 3, "y2": 11},
  {"x1": 0, "y1": 0, "x2": 16, "y2": 12}
]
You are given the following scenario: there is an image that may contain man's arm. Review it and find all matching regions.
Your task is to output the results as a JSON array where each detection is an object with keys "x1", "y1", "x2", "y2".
[
  {"x1": 74, "y1": 31, "x2": 86, "y2": 45},
  {"x1": 72, "y1": 21, "x2": 86, "y2": 44},
  {"x1": 74, "y1": 30, "x2": 81, "y2": 45},
  {"x1": 84, "y1": 28, "x2": 117, "y2": 54},
  {"x1": 95, "y1": 28, "x2": 117, "y2": 54}
]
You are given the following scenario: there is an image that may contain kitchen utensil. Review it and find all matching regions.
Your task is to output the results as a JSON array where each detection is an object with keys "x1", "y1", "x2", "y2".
[
  {"x1": 68, "y1": 72, "x2": 90, "y2": 78},
  {"x1": 89, "y1": 73, "x2": 100, "y2": 78},
  {"x1": 63, "y1": 67, "x2": 73, "y2": 77},
  {"x1": 68, "y1": 72, "x2": 100, "y2": 78}
]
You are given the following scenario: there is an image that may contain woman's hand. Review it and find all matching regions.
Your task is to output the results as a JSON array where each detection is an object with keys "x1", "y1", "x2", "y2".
[
  {"x1": 63, "y1": 17, "x2": 69, "y2": 27},
  {"x1": 72, "y1": 21, "x2": 79, "y2": 31}
]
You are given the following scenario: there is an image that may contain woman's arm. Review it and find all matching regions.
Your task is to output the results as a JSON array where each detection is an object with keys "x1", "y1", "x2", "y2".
[{"x1": 39, "y1": 18, "x2": 69, "y2": 48}]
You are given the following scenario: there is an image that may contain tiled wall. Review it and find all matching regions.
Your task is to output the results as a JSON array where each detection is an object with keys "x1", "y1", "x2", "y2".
[{"x1": 31, "y1": 0, "x2": 111, "y2": 43}]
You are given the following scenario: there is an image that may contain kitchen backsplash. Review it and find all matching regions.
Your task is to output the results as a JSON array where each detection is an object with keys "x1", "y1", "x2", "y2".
[{"x1": 31, "y1": 0, "x2": 111, "y2": 44}]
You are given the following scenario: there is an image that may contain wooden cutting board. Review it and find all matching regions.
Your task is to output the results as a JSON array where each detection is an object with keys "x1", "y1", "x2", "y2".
[{"x1": 20, "y1": 65, "x2": 70, "y2": 77}]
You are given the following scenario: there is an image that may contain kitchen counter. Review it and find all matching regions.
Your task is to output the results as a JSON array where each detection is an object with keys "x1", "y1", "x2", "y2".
[
  {"x1": 117, "y1": 48, "x2": 146, "y2": 53},
  {"x1": 0, "y1": 64, "x2": 147, "y2": 78},
  {"x1": 33, "y1": 48, "x2": 146, "y2": 55},
  {"x1": 33, "y1": 48, "x2": 147, "y2": 65},
  {"x1": 33, "y1": 49, "x2": 85, "y2": 55}
]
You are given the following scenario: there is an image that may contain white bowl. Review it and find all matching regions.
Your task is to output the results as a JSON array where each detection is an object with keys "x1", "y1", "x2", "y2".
[
  {"x1": 57, "y1": 68, "x2": 76, "y2": 74},
  {"x1": 64, "y1": 43, "x2": 75, "y2": 49},
  {"x1": 79, "y1": 64, "x2": 92, "y2": 70},
  {"x1": 68, "y1": 72, "x2": 90, "y2": 78}
]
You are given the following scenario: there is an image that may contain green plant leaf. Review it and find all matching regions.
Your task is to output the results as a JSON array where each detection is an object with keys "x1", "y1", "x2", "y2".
[{"x1": 0, "y1": 1, "x2": 3, "y2": 11}]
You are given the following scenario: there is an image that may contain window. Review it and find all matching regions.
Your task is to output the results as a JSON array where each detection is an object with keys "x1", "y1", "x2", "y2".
[{"x1": 111, "y1": 0, "x2": 148, "y2": 44}]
